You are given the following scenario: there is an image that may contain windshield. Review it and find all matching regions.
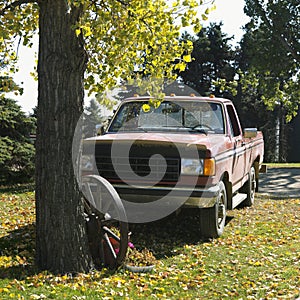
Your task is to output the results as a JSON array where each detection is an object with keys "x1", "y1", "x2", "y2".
[{"x1": 108, "y1": 100, "x2": 225, "y2": 134}]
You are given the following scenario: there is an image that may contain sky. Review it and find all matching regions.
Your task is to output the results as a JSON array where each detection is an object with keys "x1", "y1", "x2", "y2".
[{"x1": 10, "y1": 0, "x2": 250, "y2": 114}]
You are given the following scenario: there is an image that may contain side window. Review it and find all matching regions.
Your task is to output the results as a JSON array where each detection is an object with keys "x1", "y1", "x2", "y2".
[
  {"x1": 109, "y1": 103, "x2": 140, "y2": 131},
  {"x1": 227, "y1": 105, "x2": 241, "y2": 137}
]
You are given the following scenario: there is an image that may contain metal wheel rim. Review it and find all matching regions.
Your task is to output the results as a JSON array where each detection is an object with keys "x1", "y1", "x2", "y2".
[
  {"x1": 250, "y1": 168, "x2": 256, "y2": 202},
  {"x1": 217, "y1": 189, "x2": 226, "y2": 229}
]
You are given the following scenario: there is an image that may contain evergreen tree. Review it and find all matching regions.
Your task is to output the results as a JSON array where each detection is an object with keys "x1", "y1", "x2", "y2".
[
  {"x1": 0, "y1": 96, "x2": 35, "y2": 183},
  {"x1": 83, "y1": 99, "x2": 105, "y2": 137},
  {"x1": 180, "y1": 23, "x2": 236, "y2": 98}
]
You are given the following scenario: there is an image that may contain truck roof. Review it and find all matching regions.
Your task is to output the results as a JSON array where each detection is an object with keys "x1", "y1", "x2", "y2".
[{"x1": 122, "y1": 94, "x2": 233, "y2": 104}]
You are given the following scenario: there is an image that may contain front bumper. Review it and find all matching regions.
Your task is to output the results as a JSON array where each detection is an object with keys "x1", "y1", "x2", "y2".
[{"x1": 113, "y1": 183, "x2": 220, "y2": 208}]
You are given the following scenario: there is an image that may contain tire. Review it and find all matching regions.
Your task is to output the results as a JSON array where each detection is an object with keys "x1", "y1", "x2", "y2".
[
  {"x1": 199, "y1": 181, "x2": 227, "y2": 239},
  {"x1": 241, "y1": 166, "x2": 256, "y2": 207}
]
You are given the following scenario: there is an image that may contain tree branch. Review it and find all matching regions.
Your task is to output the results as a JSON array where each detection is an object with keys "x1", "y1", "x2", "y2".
[
  {"x1": 114, "y1": 0, "x2": 130, "y2": 7},
  {"x1": 0, "y1": 0, "x2": 37, "y2": 16}
]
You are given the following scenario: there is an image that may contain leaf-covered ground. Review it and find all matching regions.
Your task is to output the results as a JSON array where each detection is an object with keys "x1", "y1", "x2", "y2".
[{"x1": 0, "y1": 191, "x2": 299, "y2": 299}]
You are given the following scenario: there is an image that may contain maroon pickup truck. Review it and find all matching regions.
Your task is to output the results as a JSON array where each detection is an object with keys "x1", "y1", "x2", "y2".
[{"x1": 81, "y1": 95, "x2": 264, "y2": 238}]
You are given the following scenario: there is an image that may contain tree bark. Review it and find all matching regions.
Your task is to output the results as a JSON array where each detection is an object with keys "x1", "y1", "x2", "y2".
[{"x1": 36, "y1": 0, "x2": 92, "y2": 273}]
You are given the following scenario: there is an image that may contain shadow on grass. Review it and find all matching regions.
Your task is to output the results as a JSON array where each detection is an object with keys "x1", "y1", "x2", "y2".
[
  {"x1": 129, "y1": 208, "x2": 234, "y2": 259},
  {"x1": 0, "y1": 224, "x2": 38, "y2": 280},
  {"x1": 0, "y1": 209, "x2": 235, "y2": 279}
]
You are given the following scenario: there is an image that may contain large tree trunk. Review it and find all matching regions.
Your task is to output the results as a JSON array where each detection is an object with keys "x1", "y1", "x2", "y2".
[{"x1": 36, "y1": 0, "x2": 92, "y2": 273}]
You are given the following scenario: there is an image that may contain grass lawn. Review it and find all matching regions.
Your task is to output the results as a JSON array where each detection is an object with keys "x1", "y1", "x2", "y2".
[{"x1": 0, "y1": 189, "x2": 299, "y2": 299}]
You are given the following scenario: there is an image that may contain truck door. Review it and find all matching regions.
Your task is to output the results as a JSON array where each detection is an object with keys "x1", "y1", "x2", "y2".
[{"x1": 226, "y1": 104, "x2": 246, "y2": 188}]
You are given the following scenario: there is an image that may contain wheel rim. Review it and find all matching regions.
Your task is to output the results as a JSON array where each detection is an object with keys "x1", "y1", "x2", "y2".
[
  {"x1": 217, "y1": 186, "x2": 226, "y2": 230},
  {"x1": 250, "y1": 168, "x2": 256, "y2": 203},
  {"x1": 82, "y1": 175, "x2": 128, "y2": 269}
]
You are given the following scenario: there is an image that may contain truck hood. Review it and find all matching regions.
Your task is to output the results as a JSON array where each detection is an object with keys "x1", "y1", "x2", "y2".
[{"x1": 85, "y1": 132, "x2": 227, "y2": 156}]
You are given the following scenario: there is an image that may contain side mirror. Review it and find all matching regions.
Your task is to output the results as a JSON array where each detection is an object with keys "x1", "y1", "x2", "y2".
[{"x1": 244, "y1": 128, "x2": 257, "y2": 138}]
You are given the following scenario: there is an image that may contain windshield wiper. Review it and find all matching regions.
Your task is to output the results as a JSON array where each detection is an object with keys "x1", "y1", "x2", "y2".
[
  {"x1": 184, "y1": 125, "x2": 208, "y2": 135},
  {"x1": 190, "y1": 128, "x2": 207, "y2": 135}
]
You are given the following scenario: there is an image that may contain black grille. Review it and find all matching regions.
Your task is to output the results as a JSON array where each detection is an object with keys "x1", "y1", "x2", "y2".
[{"x1": 96, "y1": 155, "x2": 180, "y2": 182}]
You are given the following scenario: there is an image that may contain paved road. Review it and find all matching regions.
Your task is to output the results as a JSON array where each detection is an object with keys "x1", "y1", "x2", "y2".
[{"x1": 258, "y1": 167, "x2": 300, "y2": 198}]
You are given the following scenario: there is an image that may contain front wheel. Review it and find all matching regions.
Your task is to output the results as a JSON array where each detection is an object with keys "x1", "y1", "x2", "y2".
[{"x1": 199, "y1": 181, "x2": 227, "y2": 239}]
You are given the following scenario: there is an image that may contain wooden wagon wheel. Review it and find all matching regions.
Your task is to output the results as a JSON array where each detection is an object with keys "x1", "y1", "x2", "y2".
[{"x1": 81, "y1": 175, "x2": 128, "y2": 270}]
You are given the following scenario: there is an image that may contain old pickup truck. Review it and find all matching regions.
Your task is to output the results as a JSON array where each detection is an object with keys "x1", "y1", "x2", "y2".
[{"x1": 81, "y1": 95, "x2": 264, "y2": 239}]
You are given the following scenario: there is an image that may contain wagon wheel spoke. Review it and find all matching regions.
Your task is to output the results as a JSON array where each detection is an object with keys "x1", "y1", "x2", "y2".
[
  {"x1": 82, "y1": 175, "x2": 128, "y2": 270},
  {"x1": 103, "y1": 232, "x2": 117, "y2": 259},
  {"x1": 103, "y1": 226, "x2": 121, "y2": 242}
]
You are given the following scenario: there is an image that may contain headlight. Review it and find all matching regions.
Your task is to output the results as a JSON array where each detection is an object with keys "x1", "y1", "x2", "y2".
[
  {"x1": 181, "y1": 158, "x2": 215, "y2": 176},
  {"x1": 81, "y1": 155, "x2": 95, "y2": 171},
  {"x1": 181, "y1": 158, "x2": 204, "y2": 175}
]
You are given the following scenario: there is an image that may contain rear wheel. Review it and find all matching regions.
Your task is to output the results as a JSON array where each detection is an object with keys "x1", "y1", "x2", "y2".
[
  {"x1": 199, "y1": 181, "x2": 227, "y2": 239},
  {"x1": 241, "y1": 166, "x2": 256, "y2": 207}
]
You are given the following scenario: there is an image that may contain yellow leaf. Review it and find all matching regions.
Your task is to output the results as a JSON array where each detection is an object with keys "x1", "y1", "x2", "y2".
[
  {"x1": 175, "y1": 62, "x2": 186, "y2": 72},
  {"x1": 142, "y1": 104, "x2": 151, "y2": 113},
  {"x1": 183, "y1": 54, "x2": 192, "y2": 63},
  {"x1": 84, "y1": 27, "x2": 92, "y2": 37},
  {"x1": 153, "y1": 100, "x2": 161, "y2": 109},
  {"x1": 202, "y1": 14, "x2": 208, "y2": 21}
]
